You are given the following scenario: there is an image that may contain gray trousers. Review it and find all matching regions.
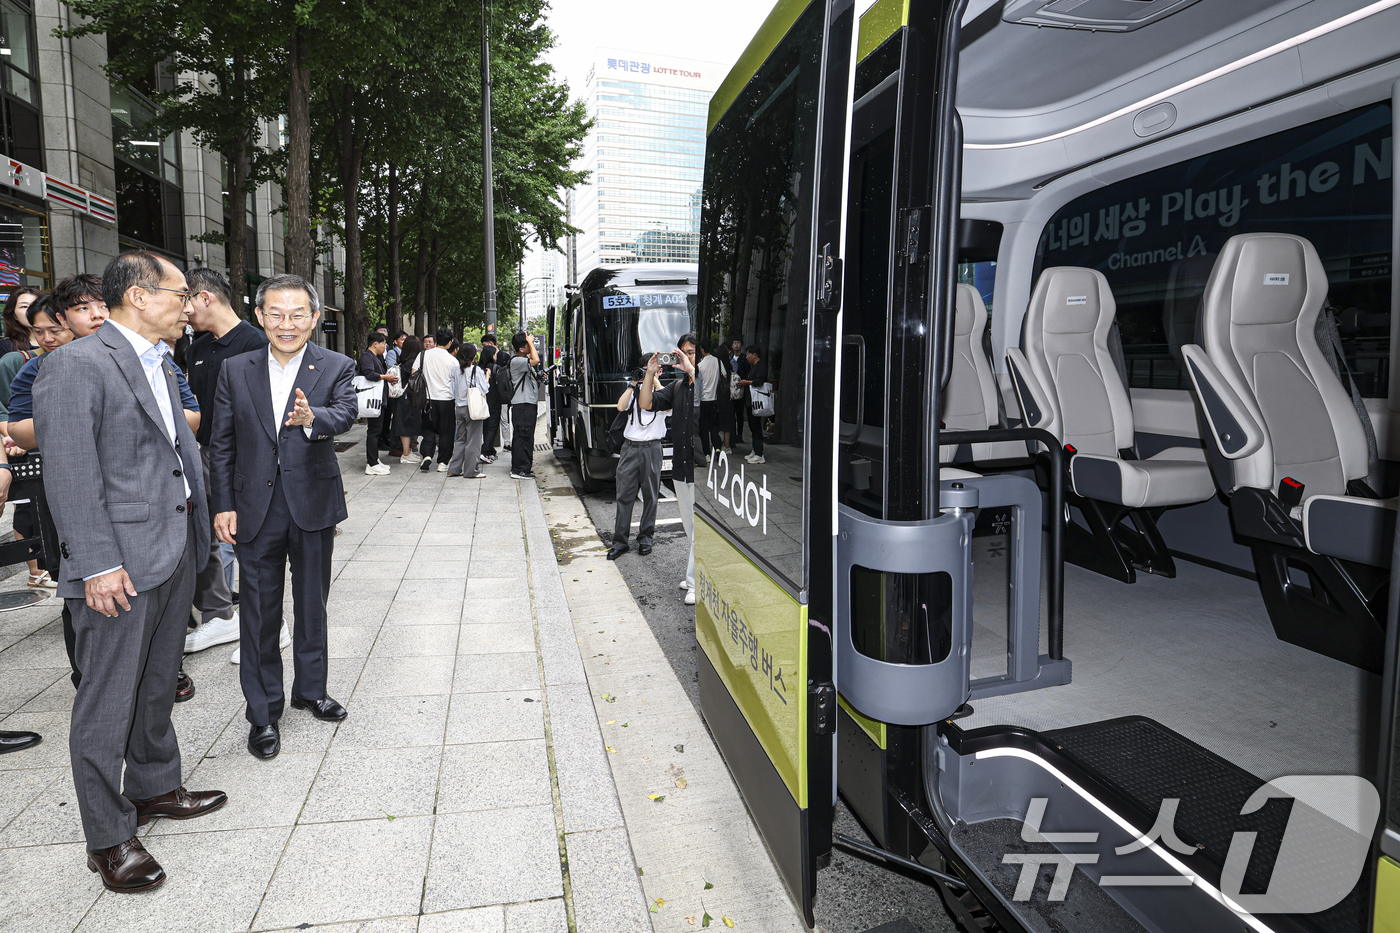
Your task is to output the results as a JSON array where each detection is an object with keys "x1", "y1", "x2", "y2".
[
  {"x1": 446, "y1": 409, "x2": 486, "y2": 476},
  {"x1": 612, "y1": 439, "x2": 662, "y2": 546},
  {"x1": 69, "y1": 518, "x2": 198, "y2": 849},
  {"x1": 197, "y1": 446, "x2": 235, "y2": 624}
]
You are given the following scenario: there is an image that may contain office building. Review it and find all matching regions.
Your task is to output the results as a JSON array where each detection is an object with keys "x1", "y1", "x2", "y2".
[
  {"x1": 0, "y1": 1, "x2": 343, "y2": 342},
  {"x1": 570, "y1": 48, "x2": 722, "y2": 278},
  {"x1": 521, "y1": 239, "x2": 566, "y2": 330}
]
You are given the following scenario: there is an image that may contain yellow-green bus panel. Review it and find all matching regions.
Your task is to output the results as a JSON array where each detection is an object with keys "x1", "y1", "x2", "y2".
[
  {"x1": 695, "y1": 516, "x2": 809, "y2": 807},
  {"x1": 708, "y1": 0, "x2": 814, "y2": 133},
  {"x1": 838, "y1": 693, "x2": 887, "y2": 749},
  {"x1": 1378, "y1": 855, "x2": 1400, "y2": 932},
  {"x1": 857, "y1": 0, "x2": 908, "y2": 61}
]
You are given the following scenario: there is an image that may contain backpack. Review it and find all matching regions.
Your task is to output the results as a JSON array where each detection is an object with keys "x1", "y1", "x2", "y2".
[{"x1": 405, "y1": 361, "x2": 428, "y2": 409}]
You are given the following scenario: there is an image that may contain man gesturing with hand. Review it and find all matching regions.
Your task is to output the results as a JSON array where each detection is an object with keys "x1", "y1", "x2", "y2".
[{"x1": 208, "y1": 275, "x2": 357, "y2": 761}]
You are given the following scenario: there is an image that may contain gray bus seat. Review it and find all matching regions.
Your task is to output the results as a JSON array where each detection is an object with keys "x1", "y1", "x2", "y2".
[
  {"x1": 1182, "y1": 232, "x2": 1391, "y2": 670},
  {"x1": 940, "y1": 284, "x2": 1026, "y2": 464},
  {"x1": 1007, "y1": 266, "x2": 1213, "y2": 582}
]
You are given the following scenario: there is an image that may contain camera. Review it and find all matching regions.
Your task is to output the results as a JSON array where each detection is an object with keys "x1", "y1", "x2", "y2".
[
  {"x1": 656, "y1": 352, "x2": 681, "y2": 366},
  {"x1": 629, "y1": 368, "x2": 646, "y2": 384}
]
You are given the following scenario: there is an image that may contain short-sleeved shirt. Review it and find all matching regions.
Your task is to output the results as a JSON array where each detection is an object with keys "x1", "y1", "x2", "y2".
[
  {"x1": 508, "y1": 355, "x2": 539, "y2": 405},
  {"x1": 188, "y1": 320, "x2": 269, "y2": 444},
  {"x1": 0, "y1": 349, "x2": 33, "y2": 418}
]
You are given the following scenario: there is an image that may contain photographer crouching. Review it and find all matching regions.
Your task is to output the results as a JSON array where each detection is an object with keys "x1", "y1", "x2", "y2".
[{"x1": 639, "y1": 334, "x2": 701, "y2": 606}]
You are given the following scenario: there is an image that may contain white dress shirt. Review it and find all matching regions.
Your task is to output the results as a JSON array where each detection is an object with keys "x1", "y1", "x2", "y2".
[{"x1": 86, "y1": 319, "x2": 191, "y2": 581}]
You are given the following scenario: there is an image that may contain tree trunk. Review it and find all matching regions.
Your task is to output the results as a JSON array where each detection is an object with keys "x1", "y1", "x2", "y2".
[
  {"x1": 414, "y1": 218, "x2": 429, "y2": 338},
  {"x1": 427, "y1": 237, "x2": 440, "y2": 337},
  {"x1": 285, "y1": 26, "x2": 314, "y2": 279},
  {"x1": 373, "y1": 171, "x2": 391, "y2": 333},
  {"x1": 340, "y1": 85, "x2": 368, "y2": 356},
  {"x1": 226, "y1": 59, "x2": 250, "y2": 317},
  {"x1": 387, "y1": 161, "x2": 403, "y2": 333}
]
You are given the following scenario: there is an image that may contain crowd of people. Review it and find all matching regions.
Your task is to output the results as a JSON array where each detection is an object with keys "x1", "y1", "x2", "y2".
[
  {"x1": 357, "y1": 325, "x2": 542, "y2": 482},
  {"x1": 0, "y1": 253, "x2": 460, "y2": 895}
]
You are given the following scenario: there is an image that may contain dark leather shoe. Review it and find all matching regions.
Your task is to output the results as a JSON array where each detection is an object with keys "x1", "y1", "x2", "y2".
[
  {"x1": 606, "y1": 543, "x2": 629, "y2": 561},
  {"x1": 174, "y1": 669, "x2": 195, "y2": 703},
  {"x1": 638, "y1": 541, "x2": 653, "y2": 556},
  {"x1": 127, "y1": 786, "x2": 228, "y2": 826},
  {"x1": 0, "y1": 730, "x2": 41, "y2": 754},
  {"x1": 248, "y1": 723, "x2": 279, "y2": 759},
  {"x1": 87, "y1": 837, "x2": 165, "y2": 893},
  {"x1": 291, "y1": 695, "x2": 347, "y2": 722}
]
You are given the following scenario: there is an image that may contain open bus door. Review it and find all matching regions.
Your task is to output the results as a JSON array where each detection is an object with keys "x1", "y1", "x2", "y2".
[{"x1": 693, "y1": 0, "x2": 854, "y2": 923}]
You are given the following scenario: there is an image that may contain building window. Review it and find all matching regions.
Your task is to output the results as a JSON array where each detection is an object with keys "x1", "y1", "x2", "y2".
[
  {"x1": 111, "y1": 79, "x2": 184, "y2": 258},
  {"x1": 0, "y1": 194, "x2": 48, "y2": 303},
  {"x1": 0, "y1": 0, "x2": 41, "y2": 167}
]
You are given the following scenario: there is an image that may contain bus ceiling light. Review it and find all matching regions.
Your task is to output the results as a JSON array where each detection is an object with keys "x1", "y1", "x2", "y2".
[{"x1": 964, "y1": 0, "x2": 1400, "y2": 150}]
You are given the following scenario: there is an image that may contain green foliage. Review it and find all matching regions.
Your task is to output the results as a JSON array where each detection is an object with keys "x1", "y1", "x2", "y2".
[{"x1": 63, "y1": 0, "x2": 588, "y2": 346}]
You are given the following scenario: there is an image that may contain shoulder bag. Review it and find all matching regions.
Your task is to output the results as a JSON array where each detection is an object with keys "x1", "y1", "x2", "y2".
[{"x1": 465, "y1": 365, "x2": 490, "y2": 421}]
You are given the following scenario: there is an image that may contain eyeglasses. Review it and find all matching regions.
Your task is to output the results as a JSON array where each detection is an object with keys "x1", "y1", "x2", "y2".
[
  {"x1": 261, "y1": 311, "x2": 313, "y2": 325},
  {"x1": 142, "y1": 284, "x2": 193, "y2": 304}
]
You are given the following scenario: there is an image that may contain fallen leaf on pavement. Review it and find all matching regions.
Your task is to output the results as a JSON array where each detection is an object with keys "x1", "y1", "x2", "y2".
[
  {"x1": 647, "y1": 793, "x2": 665, "y2": 802},
  {"x1": 676, "y1": 777, "x2": 688, "y2": 789},
  {"x1": 723, "y1": 917, "x2": 735, "y2": 927},
  {"x1": 606, "y1": 745, "x2": 617, "y2": 753}
]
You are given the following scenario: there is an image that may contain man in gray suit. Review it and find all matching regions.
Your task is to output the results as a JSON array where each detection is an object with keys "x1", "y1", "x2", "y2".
[
  {"x1": 210, "y1": 274, "x2": 357, "y2": 760},
  {"x1": 34, "y1": 251, "x2": 227, "y2": 893}
]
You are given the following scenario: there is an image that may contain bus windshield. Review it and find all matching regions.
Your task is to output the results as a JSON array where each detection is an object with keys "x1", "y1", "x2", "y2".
[{"x1": 584, "y1": 288, "x2": 696, "y2": 380}]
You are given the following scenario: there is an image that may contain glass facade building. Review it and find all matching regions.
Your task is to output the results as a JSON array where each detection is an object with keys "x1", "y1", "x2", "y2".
[{"x1": 572, "y1": 50, "x2": 721, "y2": 278}]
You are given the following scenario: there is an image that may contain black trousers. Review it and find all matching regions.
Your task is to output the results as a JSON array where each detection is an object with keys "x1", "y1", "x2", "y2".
[
  {"x1": 699, "y1": 400, "x2": 720, "y2": 456},
  {"x1": 748, "y1": 413, "x2": 765, "y2": 456},
  {"x1": 420, "y1": 399, "x2": 456, "y2": 465},
  {"x1": 732, "y1": 400, "x2": 747, "y2": 443},
  {"x1": 237, "y1": 476, "x2": 334, "y2": 727},
  {"x1": 366, "y1": 415, "x2": 382, "y2": 465},
  {"x1": 483, "y1": 399, "x2": 502, "y2": 456},
  {"x1": 510, "y1": 402, "x2": 535, "y2": 475},
  {"x1": 377, "y1": 397, "x2": 397, "y2": 448}
]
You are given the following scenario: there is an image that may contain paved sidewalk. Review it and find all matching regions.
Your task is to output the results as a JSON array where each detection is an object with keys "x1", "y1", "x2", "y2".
[{"x1": 0, "y1": 433, "x2": 648, "y2": 933}]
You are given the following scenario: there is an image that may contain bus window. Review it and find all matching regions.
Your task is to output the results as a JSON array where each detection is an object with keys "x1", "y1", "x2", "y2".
[
  {"x1": 696, "y1": 1, "x2": 825, "y2": 588},
  {"x1": 584, "y1": 290, "x2": 697, "y2": 381},
  {"x1": 1034, "y1": 101, "x2": 1393, "y2": 395}
]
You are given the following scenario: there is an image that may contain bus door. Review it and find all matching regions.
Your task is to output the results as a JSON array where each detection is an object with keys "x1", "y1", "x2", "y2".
[
  {"x1": 693, "y1": 0, "x2": 853, "y2": 924},
  {"x1": 832, "y1": 0, "x2": 975, "y2": 861}
]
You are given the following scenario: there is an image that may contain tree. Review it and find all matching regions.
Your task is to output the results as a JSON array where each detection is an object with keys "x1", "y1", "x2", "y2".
[{"x1": 62, "y1": 0, "x2": 285, "y2": 315}]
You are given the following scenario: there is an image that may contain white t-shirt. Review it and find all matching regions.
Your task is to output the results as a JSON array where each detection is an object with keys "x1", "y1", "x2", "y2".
[
  {"x1": 624, "y1": 390, "x2": 669, "y2": 441},
  {"x1": 414, "y1": 347, "x2": 458, "y2": 401},
  {"x1": 698, "y1": 355, "x2": 720, "y2": 401}
]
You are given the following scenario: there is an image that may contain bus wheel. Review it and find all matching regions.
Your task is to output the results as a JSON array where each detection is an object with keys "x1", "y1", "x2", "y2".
[{"x1": 576, "y1": 419, "x2": 604, "y2": 493}]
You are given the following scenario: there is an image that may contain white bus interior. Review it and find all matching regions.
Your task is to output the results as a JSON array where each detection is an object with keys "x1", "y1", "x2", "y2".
[{"x1": 838, "y1": 1, "x2": 1398, "y2": 929}]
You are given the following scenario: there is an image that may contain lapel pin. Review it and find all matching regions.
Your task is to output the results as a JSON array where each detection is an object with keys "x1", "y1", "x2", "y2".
[{"x1": 309, "y1": 365, "x2": 315, "y2": 370}]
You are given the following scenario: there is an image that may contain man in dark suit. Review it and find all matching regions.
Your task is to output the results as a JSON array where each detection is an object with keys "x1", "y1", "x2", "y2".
[
  {"x1": 209, "y1": 274, "x2": 357, "y2": 760},
  {"x1": 34, "y1": 251, "x2": 227, "y2": 892}
]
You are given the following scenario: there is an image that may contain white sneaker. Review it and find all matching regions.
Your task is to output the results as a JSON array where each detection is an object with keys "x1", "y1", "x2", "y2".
[
  {"x1": 678, "y1": 580, "x2": 690, "y2": 591},
  {"x1": 750, "y1": 455, "x2": 765, "y2": 464},
  {"x1": 479, "y1": 454, "x2": 492, "y2": 464},
  {"x1": 684, "y1": 588, "x2": 696, "y2": 606},
  {"x1": 365, "y1": 463, "x2": 390, "y2": 475},
  {"x1": 228, "y1": 623, "x2": 292, "y2": 664},
  {"x1": 437, "y1": 462, "x2": 449, "y2": 473},
  {"x1": 744, "y1": 453, "x2": 758, "y2": 463},
  {"x1": 185, "y1": 612, "x2": 240, "y2": 653},
  {"x1": 400, "y1": 452, "x2": 422, "y2": 463},
  {"x1": 375, "y1": 463, "x2": 392, "y2": 474}
]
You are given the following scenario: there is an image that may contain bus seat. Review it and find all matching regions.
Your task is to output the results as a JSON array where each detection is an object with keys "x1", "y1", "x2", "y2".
[
  {"x1": 1183, "y1": 232, "x2": 1391, "y2": 670},
  {"x1": 940, "y1": 284, "x2": 1025, "y2": 464},
  {"x1": 1007, "y1": 266, "x2": 1214, "y2": 582}
]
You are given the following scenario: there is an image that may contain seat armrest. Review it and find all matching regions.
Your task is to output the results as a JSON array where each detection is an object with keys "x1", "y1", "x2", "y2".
[
  {"x1": 1006, "y1": 347, "x2": 1053, "y2": 432},
  {"x1": 1181, "y1": 345, "x2": 1263, "y2": 461},
  {"x1": 1303, "y1": 495, "x2": 1398, "y2": 568}
]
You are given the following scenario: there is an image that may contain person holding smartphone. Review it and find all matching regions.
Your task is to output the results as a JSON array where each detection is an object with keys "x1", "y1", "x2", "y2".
[
  {"x1": 607, "y1": 356, "x2": 669, "y2": 560},
  {"x1": 641, "y1": 335, "x2": 700, "y2": 603}
]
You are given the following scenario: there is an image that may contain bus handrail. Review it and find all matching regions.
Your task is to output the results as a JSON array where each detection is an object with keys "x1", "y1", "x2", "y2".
[{"x1": 938, "y1": 426, "x2": 1064, "y2": 661}]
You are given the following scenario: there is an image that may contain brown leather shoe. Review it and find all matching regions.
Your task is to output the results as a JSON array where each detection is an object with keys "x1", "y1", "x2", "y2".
[
  {"x1": 126, "y1": 786, "x2": 228, "y2": 826},
  {"x1": 174, "y1": 668, "x2": 195, "y2": 702},
  {"x1": 87, "y1": 837, "x2": 165, "y2": 892}
]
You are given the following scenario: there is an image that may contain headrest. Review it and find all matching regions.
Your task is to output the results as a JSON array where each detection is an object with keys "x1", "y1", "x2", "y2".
[
  {"x1": 1222, "y1": 234, "x2": 1312, "y2": 326},
  {"x1": 954, "y1": 283, "x2": 983, "y2": 338},
  {"x1": 1030, "y1": 266, "x2": 1113, "y2": 336}
]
